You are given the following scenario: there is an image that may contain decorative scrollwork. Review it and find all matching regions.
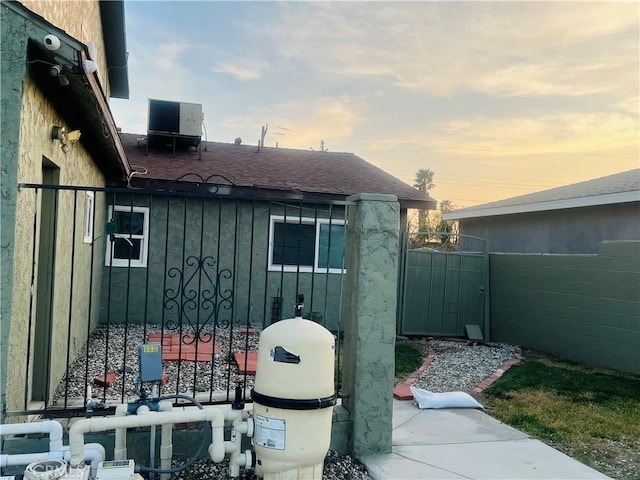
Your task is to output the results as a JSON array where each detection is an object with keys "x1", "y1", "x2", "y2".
[
  {"x1": 163, "y1": 255, "x2": 234, "y2": 344},
  {"x1": 142, "y1": 173, "x2": 259, "y2": 197}
]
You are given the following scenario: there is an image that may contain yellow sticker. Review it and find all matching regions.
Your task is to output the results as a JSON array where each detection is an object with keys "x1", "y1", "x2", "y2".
[{"x1": 144, "y1": 345, "x2": 159, "y2": 353}]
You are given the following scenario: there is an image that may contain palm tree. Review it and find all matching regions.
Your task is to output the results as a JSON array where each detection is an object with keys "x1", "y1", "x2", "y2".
[
  {"x1": 413, "y1": 169, "x2": 435, "y2": 193},
  {"x1": 436, "y1": 199, "x2": 456, "y2": 246},
  {"x1": 438, "y1": 199, "x2": 452, "y2": 213},
  {"x1": 413, "y1": 169, "x2": 435, "y2": 232}
]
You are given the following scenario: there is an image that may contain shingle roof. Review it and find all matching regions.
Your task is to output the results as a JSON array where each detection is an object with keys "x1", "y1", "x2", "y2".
[
  {"x1": 444, "y1": 169, "x2": 640, "y2": 220},
  {"x1": 120, "y1": 133, "x2": 436, "y2": 209}
]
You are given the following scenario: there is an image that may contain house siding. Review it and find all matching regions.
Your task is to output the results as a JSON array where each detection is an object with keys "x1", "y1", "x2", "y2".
[
  {"x1": 101, "y1": 196, "x2": 347, "y2": 332},
  {"x1": 1, "y1": 3, "x2": 109, "y2": 414},
  {"x1": 489, "y1": 241, "x2": 640, "y2": 374},
  {"x1": 459, "y1": 202, "x2": 640, "y2": 254}
]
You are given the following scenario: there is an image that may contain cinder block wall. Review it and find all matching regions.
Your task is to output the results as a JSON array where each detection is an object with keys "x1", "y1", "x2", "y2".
[{"x1": 490, "y1": 241, "x2": 640, "y2": 374}]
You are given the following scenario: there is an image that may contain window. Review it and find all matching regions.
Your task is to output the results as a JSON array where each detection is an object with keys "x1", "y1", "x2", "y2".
[
  {"x1": 105, "y1": 205, "x2": 149, "y2": 267},
  {"x1": 83, "y1": 191, "x2": 94, "y2": 244},
  {"x1": 268, "y1": 215, "x2": 346, "y2": 273}
]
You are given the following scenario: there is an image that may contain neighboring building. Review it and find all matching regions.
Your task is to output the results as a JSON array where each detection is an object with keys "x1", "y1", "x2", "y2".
[
  {"x1": 98, "y1": 124, "x2": 436, "y2": 333},
  {"x1": 444, "y1": 169, "x2": 640, "y2": 254},
  {"x1": 0, "y1": 1, "x2": 129, "y2": 417}
]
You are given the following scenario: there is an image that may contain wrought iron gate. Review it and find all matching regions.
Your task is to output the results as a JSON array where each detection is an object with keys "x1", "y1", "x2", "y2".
[{"x1": 9, "y1": 180, "x2": 349, "y2": 418}]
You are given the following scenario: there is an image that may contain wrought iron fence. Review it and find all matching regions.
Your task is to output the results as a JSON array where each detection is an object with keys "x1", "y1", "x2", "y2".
[{"x1": 8, "y1": 180, "x2": 349, "y2": 418}]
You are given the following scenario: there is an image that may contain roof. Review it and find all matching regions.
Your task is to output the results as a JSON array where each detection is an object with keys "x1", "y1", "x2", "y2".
[
  {"x1": 444, "y1": 169, "x2": 640, "y2": 220},
  {"x1": 120, "y1": 133, "x2": 436, "y2": 209}
]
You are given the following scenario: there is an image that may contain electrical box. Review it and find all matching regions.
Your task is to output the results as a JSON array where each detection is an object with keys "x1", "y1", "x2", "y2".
[
  {"x1": 95, "y1": 460, "x2": 135, "y2": 480},
  {"x1": 138, "y1": 344, "x2": 162, "y2": 382}
]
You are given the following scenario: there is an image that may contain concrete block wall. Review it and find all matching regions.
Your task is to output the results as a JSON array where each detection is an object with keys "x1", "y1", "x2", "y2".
[{"x1": 490, "y1": 241, "x2": 640, "y2": 374}]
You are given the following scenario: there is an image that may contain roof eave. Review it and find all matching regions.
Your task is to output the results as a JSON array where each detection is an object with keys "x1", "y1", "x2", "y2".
[
  {"x1": 99, "y1": 0, "x2": 129, "y2": 99},
  {"x1": 444, "y1": 191, "x2": 640, "y2": 220},
  {"x1": 27, "y1": 39, "x2": 131, "y2": 181}
]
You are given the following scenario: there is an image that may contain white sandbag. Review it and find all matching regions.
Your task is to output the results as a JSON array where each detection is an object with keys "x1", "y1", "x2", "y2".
[{"x1": 410, "y1": 385, "x2": 484, "y2": 410}]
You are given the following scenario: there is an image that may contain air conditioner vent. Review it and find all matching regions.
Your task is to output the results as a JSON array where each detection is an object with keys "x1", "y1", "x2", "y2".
[
  {"x1": 147, "y1": 99, "x2": 202, "y2": 150},
  {"x1": 148, "y1": 100, "x2": 180, "y2": 133}
]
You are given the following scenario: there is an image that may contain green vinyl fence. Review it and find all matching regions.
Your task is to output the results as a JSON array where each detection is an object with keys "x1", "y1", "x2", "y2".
[{"x1": 398, "y1": 233, "x2": 488, "y2": 338}]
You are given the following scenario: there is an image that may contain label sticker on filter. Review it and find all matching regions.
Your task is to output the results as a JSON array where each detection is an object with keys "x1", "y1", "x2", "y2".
[{"x1": 255, "y1": 414, "x2": 286, "y2": 450}]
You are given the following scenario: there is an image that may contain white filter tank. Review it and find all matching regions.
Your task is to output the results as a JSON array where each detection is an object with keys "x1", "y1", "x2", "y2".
[{"x1": 251, "y1": 314, "x2": 335, "y2": 480}]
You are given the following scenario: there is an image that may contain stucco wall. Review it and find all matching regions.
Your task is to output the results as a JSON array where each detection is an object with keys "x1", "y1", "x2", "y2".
[
  {"x1": 6, "y1": 72, "x2": 107, "y2": 412},
  {"x1": 490, "y1": 241, "x2": 640, "y2": 374},
  {"x1": 459, "y1": 203, "x2": 640, "y2": 254},
  {"x1": 0, "y1": 3, "x2": 26, "y2": 416},
  {"x1": 101, "y1": 196, "x2": 348, "y2": 332},
  {"x1": 1, "y1": 2, "x2": 110, "y2": 414}
]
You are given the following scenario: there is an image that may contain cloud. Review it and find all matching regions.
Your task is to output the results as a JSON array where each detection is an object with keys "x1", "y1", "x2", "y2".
[
  {"x1": 210, "y1": 62, "x2": 265, "y2": 81},
  {"x1": 243, "y1": 2, "x2": 638, "y2": 99},
  {"x1": 369, "y1": 111, "x2": 638, "y2": 158},
  {"x1": 217, "y1": 96, "x2": 361, "y2": 150}
]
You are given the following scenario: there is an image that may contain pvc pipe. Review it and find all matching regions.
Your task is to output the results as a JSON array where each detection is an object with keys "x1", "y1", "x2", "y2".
[
  {"x1": 0, "y1": 444, "x2": 104, "y2": 474},
  {"x1": 133, "y1": 401, "x2": 173, "y2": 480},
  {"x1": 157, "y1": 401, "x2": 173, "y2": 480},
  {"x1": 227, "y1": 416, "x2": 252, "y2": 478},
  {"x1": 69, "y1": 407, "x2": 226, "y2": 468},
  {"x1": 113, "y1": 403, "x2": 129, "y2": 460},
  {"x1": 0, "y1": 420, "x2": 63, "y2": 452},
  {"x1": 150, "y1": 384, "x2": 158, "y2": 480},
  {"x1": 62, "y1": 444, "x2": 106, "y2": 476}
]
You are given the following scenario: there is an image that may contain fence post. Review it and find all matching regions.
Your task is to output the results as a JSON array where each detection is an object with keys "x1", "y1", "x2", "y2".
[{"x1": 341, "y1": 193, "x2": 399, "y2": 456}]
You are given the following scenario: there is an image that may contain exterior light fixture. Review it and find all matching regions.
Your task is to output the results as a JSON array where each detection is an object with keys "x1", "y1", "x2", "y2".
[{"x1": 52, "y1": 126, "x2": 81, "y2": 153}]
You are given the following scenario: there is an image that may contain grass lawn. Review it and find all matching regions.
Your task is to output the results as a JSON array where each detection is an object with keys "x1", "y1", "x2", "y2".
[
  {"x1": 395, "y1": 343, "x2": 423, "y2": 378},
  {"x1": 481, "y1": 351, "x2": 640, "y2": 480}
]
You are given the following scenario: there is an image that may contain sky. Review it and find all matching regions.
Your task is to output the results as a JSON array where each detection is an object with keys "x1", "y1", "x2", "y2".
[{"x1": 110, "y1": 1, "x2": 640, "y2": 208}]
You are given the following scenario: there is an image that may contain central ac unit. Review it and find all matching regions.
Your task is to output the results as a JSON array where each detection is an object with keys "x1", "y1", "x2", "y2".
[{"x1": 147, "y1": 99, "x2": 202, "y2": 138}]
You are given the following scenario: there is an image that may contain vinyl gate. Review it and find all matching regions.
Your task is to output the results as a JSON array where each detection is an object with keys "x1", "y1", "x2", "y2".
[{"x1": 398, "y1": 233, "x2": 488, "y2": 338}]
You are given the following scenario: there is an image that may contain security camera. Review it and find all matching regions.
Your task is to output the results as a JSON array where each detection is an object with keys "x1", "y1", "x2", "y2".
[
  {"x1": 49, "y1": 64, "x2": 62, "y2": 76},
  {"x1": 83, "y1": 59, "x2": 98, "y2": 74},
  {"x1": 44, "y1": 34, "x2": 61, "y2": 51}
]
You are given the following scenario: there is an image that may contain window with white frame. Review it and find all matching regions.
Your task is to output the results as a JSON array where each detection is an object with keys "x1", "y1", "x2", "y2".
[
  {"x1": 268, "y1": 215, "x2": 346, "y2": 273},
  {"x1": 83, "y1": 191, "x2": 94, "y2": 244},
  {"x1": 105, "y1": 205, "x2": 149, "y2": 267}
]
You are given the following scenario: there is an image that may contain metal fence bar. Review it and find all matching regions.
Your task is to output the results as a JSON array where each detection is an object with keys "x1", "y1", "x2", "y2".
[{"x1": 7, "y1": 183, "x2": 350, "y2": 417}]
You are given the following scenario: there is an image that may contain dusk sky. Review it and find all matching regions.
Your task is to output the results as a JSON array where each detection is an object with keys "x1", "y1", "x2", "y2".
[{"x1": 110, "y1": 1, "x2": 639, "y2": 208}]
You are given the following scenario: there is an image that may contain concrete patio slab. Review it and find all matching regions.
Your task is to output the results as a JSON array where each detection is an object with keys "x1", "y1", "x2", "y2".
[{"x1": 360, "y1": 399, "x2": 611, "y2": 480}]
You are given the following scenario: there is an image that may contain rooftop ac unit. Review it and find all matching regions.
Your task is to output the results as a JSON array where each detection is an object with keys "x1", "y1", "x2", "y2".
[{"x1": 147, "y1": 99, "x2": 202, "y2": 138}]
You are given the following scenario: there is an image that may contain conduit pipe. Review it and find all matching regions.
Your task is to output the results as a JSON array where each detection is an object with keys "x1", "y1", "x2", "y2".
[{"x1": 69, "y1": 407, "x2": 226, "y2": 469}]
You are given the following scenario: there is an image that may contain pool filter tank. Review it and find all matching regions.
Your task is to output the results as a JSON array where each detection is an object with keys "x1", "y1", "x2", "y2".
[{"x1": 251, "y1": 296, "x2": 336, "y2": 479}]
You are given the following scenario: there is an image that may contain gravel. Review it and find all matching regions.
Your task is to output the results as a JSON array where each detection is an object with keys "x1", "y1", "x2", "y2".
[
  {"x1": 169, "y1": 450, "x2": 371, "y2": 480},
  {"x1": 408, "y1": 339, "x2": 517, "y2": 393},
  {"x1": 53, "y1": 324, "x2": 259, "y2": 404},
  {"x1": 53, "y1": 329, "x2": 518, "y2": 480}
]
